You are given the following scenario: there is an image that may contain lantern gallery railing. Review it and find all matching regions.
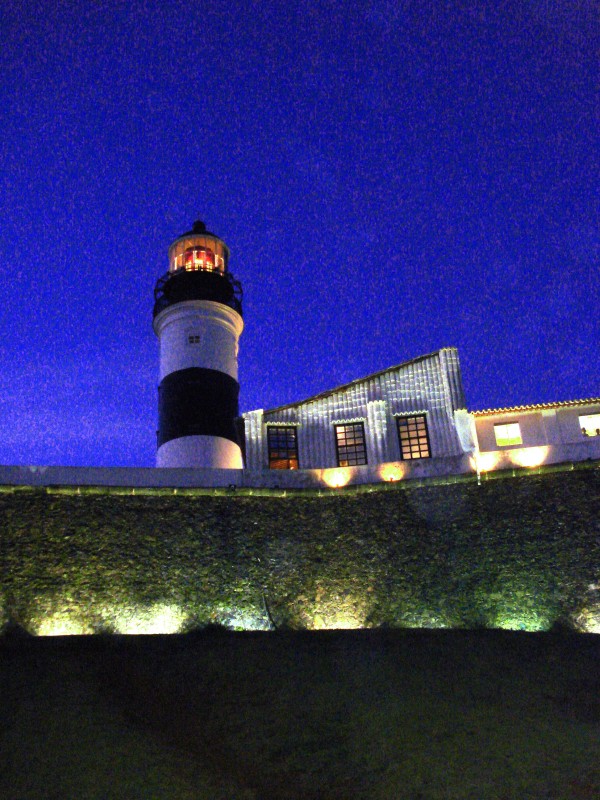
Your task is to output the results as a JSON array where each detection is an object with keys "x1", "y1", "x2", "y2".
[{"x1": 153, "y1": 268, "x2": 243, "y2": 318}]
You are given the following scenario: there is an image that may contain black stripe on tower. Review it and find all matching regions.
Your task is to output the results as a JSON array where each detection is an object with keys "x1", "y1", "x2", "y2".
[{"x1": 157, "y1": 367, "x2": 240, "y2": 447}]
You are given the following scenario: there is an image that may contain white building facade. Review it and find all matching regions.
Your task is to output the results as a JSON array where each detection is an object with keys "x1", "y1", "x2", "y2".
[
  {"x1": 471, "y1": 399, "x2": 600, "y2": 472},
  {"x1": 243, "y1": 348, "x2": 471, "y2": 473},
  {"x1": 241, "y1": 347, "x2": 600, "y2": 487}
]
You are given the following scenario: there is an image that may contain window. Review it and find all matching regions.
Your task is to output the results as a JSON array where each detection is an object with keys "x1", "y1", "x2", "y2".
[
  {"x1": 335, "y1": 422, "x2": 367, "y2": 466},
  {"x1": 396, "y1": 415, "x2": 431, "y2": 460},
  {"x1": 494, "y1": 422, "x2": 522, "y2": 447},
  {"x1": 579, "y1": 413, "x2": 600, "y2": 437},
  {"x1": 187, "y1": 334, "x2": 201, "y2": 344},
  {"x1": 184, "y1": 245, "x2": 216, "y2": 272},
  {"x1": 268, "y1": 426, "x2": 299, "y2": 469}
]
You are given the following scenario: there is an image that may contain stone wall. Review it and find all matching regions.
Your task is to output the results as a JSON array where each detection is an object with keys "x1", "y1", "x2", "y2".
[{"x1": 1, "y1": 462, "x2": 599, "y2": 634}]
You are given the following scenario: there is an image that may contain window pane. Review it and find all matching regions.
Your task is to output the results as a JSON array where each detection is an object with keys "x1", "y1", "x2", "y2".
[
  {"x1": 268, "y1": 426, "x2": 299, "y2": 470},
  {"x1": 579, "y1": 414, "x2": 600, "y2": 437},
  {"x1": 396, "y1": 415, "x2": 431, "y2": 460},
  {"x1": 494, "y1": 422, "x2": 522, "y2": 447},
  {"x1": 335, "y1": 423, "x2": 367, "y2": 466}
]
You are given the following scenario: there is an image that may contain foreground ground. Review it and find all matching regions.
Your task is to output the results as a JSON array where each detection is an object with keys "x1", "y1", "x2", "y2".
[{"x1": 0, "y1": 629, "x2": 599, "y2": 799}]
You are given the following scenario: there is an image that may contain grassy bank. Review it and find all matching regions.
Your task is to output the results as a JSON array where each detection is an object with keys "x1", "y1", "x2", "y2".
[{"x1": 1, "y1": 629, "x2": 599, "y2": 799}]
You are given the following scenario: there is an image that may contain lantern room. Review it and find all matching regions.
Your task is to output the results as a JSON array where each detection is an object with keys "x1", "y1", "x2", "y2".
[
  {"x1": 154, "y1": 219, "x2": 243, "y2": 319},
  {"x1": 168, "y1": 219, "x2": 229, "y2": 274}
]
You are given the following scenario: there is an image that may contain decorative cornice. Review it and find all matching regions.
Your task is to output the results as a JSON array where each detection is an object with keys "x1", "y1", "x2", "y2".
[
  {"x1": 262, "y1": 348, "x2": 457, "y2": 414},
  {"x1": 472, "y1": 398, "x2": 600, "y2": 416}
]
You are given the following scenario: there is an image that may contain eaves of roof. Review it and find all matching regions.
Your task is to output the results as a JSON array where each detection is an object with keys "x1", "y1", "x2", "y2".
[
  {"x1": 472, "y1": 398, "x2": 600, "y2": 416},
  {"x1": 262, "y1": 349, "x2": 452, "y2": 414}
]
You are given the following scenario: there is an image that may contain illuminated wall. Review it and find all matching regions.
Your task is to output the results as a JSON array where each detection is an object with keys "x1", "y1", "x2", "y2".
[
  {"x1": 474, "y1": 402, "x2": 600, "y2": 452},
  {"x1": 243, "y1": 348, "x2": 468, "y2": 470},
  {"x1": 1, "y1": 463, "x2": 598, "y2": 636}
]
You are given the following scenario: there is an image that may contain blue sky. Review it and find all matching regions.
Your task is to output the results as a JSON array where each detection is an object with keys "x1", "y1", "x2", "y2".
[{"x1": 0, "y1": 0, "x2": 597, "y2": 466}]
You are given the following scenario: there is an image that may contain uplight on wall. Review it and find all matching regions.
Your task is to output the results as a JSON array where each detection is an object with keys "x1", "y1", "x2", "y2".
[
  {"x1": 321, "y1": 467, "x2": 352, "y2": 488},
  {"x1": 110, "y1": 602, "x2": 186, "y2": 634},
  {"x1": 28, "y1": 594, "x2": 92, "y2": 636},
  {"x1": 470, "y1": 451, "x2": 502, "y2": 473},
  {"x1": 509, "y1": 446, "x2": 549, "y2": 469},
  {"x1": 378, "y1": 462, "x2": 407, "y2": 482},
  {"x1": 307, "y1": 593, "x2": 369, "y2": 630},
  {"x1": 35, "y1": 613, "x2": 92, "y2": 636},
  {"x1": 493, "y1": 611, "x2": 551, "y2": 632},
  {"x1": 574, "y1": 604, "x2": 600, "y2": 634}
]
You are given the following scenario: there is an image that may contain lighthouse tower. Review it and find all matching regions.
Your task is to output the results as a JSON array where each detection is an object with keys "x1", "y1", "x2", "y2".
[{"x1": 153, "y1": 220, "x2": 244, "y2": 468}]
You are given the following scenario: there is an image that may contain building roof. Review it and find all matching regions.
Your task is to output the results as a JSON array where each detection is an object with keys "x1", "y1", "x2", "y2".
[
  {"x1": 472, "y1": 398, "x2": 600, "y2": 416},
  {"x1": 261, "y1": 349, "x2": 456, "y2": 414}
]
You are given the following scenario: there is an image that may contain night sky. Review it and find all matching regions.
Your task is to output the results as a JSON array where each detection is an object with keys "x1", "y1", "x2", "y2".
[{"x1": 1, "y1": 1, "x2": 597, "y2": 467}]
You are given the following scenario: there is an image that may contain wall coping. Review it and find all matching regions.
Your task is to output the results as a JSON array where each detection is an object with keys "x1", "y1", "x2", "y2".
[{"x1": 0, "y1": 457, "x2": 597, "y2": 497}]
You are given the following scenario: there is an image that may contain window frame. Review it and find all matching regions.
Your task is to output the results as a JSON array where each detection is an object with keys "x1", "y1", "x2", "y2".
[
  {"x1": 493, "y1": 422, "x2": 523, "y2": 447},
  {"x1": 334, "y1": 421, "x2": 368, "y2": 467},
  {"x1": 396, "y1": 414, "x2": 432, "y2": 460},
  {"x1": 579, "y1": 413, "x2": 600, "y2": 437},
  {"x1": 267, "y1": 425, "x2": 299, "y2": 470}
]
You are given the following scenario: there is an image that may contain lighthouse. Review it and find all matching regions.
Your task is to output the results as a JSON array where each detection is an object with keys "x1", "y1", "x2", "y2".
[{"x1": 153, "y1": 220, "x2": 244, "y2": 468}]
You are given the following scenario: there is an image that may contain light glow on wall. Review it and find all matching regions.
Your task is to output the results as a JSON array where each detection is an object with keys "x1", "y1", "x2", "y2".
[
  {"x1": 30, "y1": 600, "x2": 188, "y2": 635},
  {"x1": 28, "y1": 594, "x2": 93, "y2": 636},
  {"x1": 574, "y1": 605, "x2": 600, "y2": 634},
  {"x1": 321, "y1": 467, "x2": 352, "y2": 488},
  {"x1": 470, "y1": 451, "x2": 502, "y2": 472},
  {"x1": 494, "y1": 616, "x2": 550, "y2": 632},
  {"x1": 211, "y1": 604, "x2": 272, "y2": 631},
  {"x1": 378, "y1": 462, "x2": 407, "y2": 482},
  {"x1": 310, "y1": 606, "x2": 366, "y2": 630},
  {"x1": 470, "y1": 446, "x2": 550, "y2": 473},
  {"x1": 493, "y1": 609, "x2": 551, "y2": 632},
  {"x1": 305, "y1": 587, "x2": 369, "y2": 630},
  {"x1": 224, "y1": 612, "x2": 271, "y2": 631},
  {"x1": 110, "y1": 602, "x2": 186, "y2": 634},
  {"x1": 488, "y1": 581, "x2": 555, "y2": 631},
  {"x1": 311, "y1": 612, "x2": 363, "y2": 630},
  {"x1": 19, "y1": 595, "x2": 600, "y2": 636},
  {"x1": 35, "y1": 613, "x2": 92, "y2": 636},
  {"x1": 509, "y1": 446, "x2": 550, "y2": 468}
]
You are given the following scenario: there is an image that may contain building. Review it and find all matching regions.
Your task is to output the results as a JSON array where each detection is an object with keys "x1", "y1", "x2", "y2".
[
  {"x1": 243, "y1": 347, "x2": 471, "y2": 478},
  {"x1": 241, "y1": 350, "x2": 600, "y2": 486},
  {"x1": 472, "y1": 398, "x2": 600, "y2": 472}
]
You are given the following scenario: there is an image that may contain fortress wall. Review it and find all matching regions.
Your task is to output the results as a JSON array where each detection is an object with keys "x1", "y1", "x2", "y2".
[
  {"x1": 0, "y1": 438, "x2": 598, "y2": 492},
  {"x1": 1, "y1": 463, "x2": 599, "y2": 635},
  {"x1": 0, "y1": 458, "x2": 473, "y2": 490}
]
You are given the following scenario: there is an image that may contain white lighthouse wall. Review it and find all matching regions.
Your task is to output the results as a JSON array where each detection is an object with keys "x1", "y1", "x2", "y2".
[
  {"x1": 154, "y1": 301, "x2": 243, "y2": 381},
  {"x1": 243, "y1": 348, "x2": 467, "y2": 470},
  {"x1": 157, "y1": 435, "x2": 243, "y2": 469}
]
